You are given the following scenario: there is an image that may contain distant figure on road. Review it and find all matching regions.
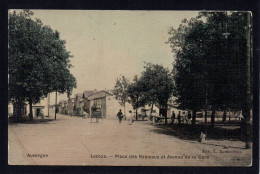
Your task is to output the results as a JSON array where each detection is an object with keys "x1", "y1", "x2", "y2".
[
  {"x1": 222, "y1": 110, "x2": 227, "y2": 122},
  {"x1": 150, "y1": 110, "x2": 157, "y2": 123},
  {"x1": 238, "y1": 112, "x2": 244, "y2": 121},
  {"x1": 128, "y1": 110, "x2": 134, "y2": 125},
  {"x1": 171, "y1": 111, "x2": 175, "y2": 124},
  {"x1": 182, "y1": 111, "x2": 187, "y2": 123},
  {"x1": 177, "y1": 111, "x2": 181, "y2": 124},
  {"x1": 187, "y1": 111, "x2": 191, "y2": 123},
  {"x1": 117, "y1": 109, "x2": 123, "y2": 124},
  {"x1": 188, "y1": 111, "x2": 191, "y2": 120},
  {"x1": 82, "y1": 111, "x2": 87, "y2": 119},
  {"x1": 151, "y1": 110, "x2": 158, "y2": 117}
]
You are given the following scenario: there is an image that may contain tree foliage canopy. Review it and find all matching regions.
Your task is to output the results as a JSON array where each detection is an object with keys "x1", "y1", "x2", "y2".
[
  {"x1": 139, "y1": 63, "x2": 174, "y2": 108},
  {"x1": 8, "y1": 10, "x2": 77, "y2": 106},
  {"x1": 127, "y1": 75, "x2": 145, "y2": 110},
  {"x1": 113, "y1": 75, "x2": 130, "y2": 107},
  {"x1": 168, "y1": 12, "x2": 251, "y2": 111}
]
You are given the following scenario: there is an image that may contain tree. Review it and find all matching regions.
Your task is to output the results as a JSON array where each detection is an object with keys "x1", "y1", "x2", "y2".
[
  {"x1": 127, "y1": 76, "x2": 145, "y2": 120},
  {"x1": 197, "y1": 12, "x2": 251, "y2": 134},
  {"x1": 113, "y1": 75, "x2": 130, "y2": 118},
  {"x1": 139, "y1": 63, "x2": 174, "y2": 124},
  {"x1": 168, "y1": 12, "x2": 252, "y2": 148},
  {"x1": 8, "y1": 10, "x2": 77, "y2": 121},
  {"x1": 168, "y1": 12, "x2": 251, "y2": 124},
  {"x1": 46, "y1": 30, "x2": 77, "y2": 120},
  {"x1": 168, "y1": 17, "x2": 209, "y2": 125}
]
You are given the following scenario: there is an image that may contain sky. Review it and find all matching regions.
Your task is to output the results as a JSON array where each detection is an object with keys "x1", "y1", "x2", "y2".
[{"x1": 26, "y1": 10, "x2": 199, "y2": 100}]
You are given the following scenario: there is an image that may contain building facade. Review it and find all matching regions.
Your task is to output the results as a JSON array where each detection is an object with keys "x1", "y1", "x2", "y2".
[{"x1": 87, "y1": 90, "x2": 134, "y2": 119}]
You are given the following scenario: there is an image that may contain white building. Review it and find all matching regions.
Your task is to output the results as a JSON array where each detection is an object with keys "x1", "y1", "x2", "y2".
[
  {"x1": 27, "y1": 92, "x2": 61, "y2": 117},
  {"x1": 87, "y1": 90, "x2": 134, "y2": 119}
]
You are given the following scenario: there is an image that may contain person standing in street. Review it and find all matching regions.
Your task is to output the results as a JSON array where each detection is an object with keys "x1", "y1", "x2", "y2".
[
  {"x1": 171, "y1": 111, "x2": 176, "y2": 124},
  {"x1": 117, "y1": 109, "x2": 123, "y2": 124},
  {"x1": 187, "y1": 111, "x2": 192, "y2": 123},
  {"x1": 238, "y1": 112, "x2": 244, "y2": 121},
  {"x1": 128, "y1": 110, "x2": 134, "y2": 125},
  {"x1": 178, "y1": 111, "x2": 181, "y2": 125},
  {"x1": 188, "y1": 111, "x2": 191, "y2": 120}
]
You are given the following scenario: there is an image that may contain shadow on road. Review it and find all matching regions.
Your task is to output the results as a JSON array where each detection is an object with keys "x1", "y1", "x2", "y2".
[
  {"x1": 189, "y1": 141, "x2": 246, "y2": 149},
  {"x1": 8, "y1": 116, "x2": 55, "y2": 124},
  {"x1": 151, "y1": 123, "x2": 245, "y2": 142}
]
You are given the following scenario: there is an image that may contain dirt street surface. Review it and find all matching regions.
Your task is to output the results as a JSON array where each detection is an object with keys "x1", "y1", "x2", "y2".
[{"x1": 8, "y1": 114, "x2": 252, "y2": 166}]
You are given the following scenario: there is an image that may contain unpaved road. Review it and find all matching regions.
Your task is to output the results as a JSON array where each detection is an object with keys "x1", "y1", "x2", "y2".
[{"x1": 8, "y1": 114, "x2": 251, "y2": 166}]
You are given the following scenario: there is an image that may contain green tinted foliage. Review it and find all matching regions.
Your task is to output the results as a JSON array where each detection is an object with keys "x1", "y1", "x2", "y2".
[
  {"x1": 127, "y1": 76, "x2": 145, "y2": 110},
  {"x1": 126, "y1": 63, "x2": 174, "y2": 110},
  {"x1": 168, "y1": 12, "x2": 250, "y2": 111},
  {"x1": 139, "y1": 63, "x2": 174, "y2": 107},
  {"x1": 113, "y1": 75, "x2": 130, "y2": 107},
  {"x1": 8, "y1": 10, "x2": 76, "y2": 105}
]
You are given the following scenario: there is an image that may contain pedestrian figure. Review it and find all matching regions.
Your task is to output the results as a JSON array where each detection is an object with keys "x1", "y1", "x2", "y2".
[
  {"x1": 238, "y1": 112, "x2": 244, "y2": 121},
  {"x1": 151, "y1": 110, "x2": 157, "y2": 124},
  {"x1": 117, "y1": 109, "x2": 123, "y2": 124},
  {"x1": 199, "y1": 132, "x2": 206, "y2": 143},
  {"x1": 183, "y1": 111, "x2": 189, "y2": 123},
  {"x1": 222, "y1": 110, "x2": 227, "y2": 122},
  {"x1": 178, "y1": 111, "x2": 181, "y2": 124},
  {"x1": 128, "y1": 110, "x2": 134, "y2": 125},
  {"x1": 188, "y1": 111, "x2": 191, "y2": 120},
  {"x1": 187, "y1": 111, "x2": 191, "y2": 124},
  {"x1": 182, "y1": 111, "x2": 187, "y2": 123},
  {"x1": 171, "y1": 111, "x2": 175, "y2": 124},
  {"x1": 82, "y1": 111, "x2": 87, "y2": 119}
]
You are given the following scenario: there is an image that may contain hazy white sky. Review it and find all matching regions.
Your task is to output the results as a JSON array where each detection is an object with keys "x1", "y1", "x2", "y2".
[{"x1": 28, "y1": 10, "x2": 199, "y2": 99}]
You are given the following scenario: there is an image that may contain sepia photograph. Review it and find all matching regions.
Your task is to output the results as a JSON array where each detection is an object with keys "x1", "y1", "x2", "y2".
[{"x1": 8, "y1": 10, "x2": 253, "y2": 166}]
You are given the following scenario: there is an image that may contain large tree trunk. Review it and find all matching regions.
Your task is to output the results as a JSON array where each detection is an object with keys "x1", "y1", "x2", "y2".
[
  {"x1": 29, "y1": 99, "x2": 33, "y2": 121},
  {"x1": 192, "y1": 110, "x2": 196, "y2": 125},
  {"x1": 243, "y1": 12, "x2": 251, "y2": 149},
  {"x1": 55, "y1": 90, "x2": 57, "y2": 120},
  {"x1": 211, "y1": 108, "x2": 215, "y2": 127},
  {"x1": 204, "y1": 109, "x2": 208, "y2": 137},
  {"x1": 242, "y1": 108, "x2": 251, "y2": 149},
  {"x1": 205, "y1": 109, "x2": 208, "y2": 124},
  {"x1": 164, "y1": 103, "x2": 168, "y2": 125},
  {"x1": 150, "y1": 104, "x2": 154, "y2": 114},
  {"x1": 48, "y1": 93, "x2": 50, "y2": 117},
  {"x1": 124, "y1": 103, "x2": 126, "y2": 120},
  {"x1": 222, "y1": 109, "x2": 227, "y2": 122},
  {"x1": 164, "y1": 109, "x2": 167, "y2": 125},
  {"x1": 135, "y1": 108, "x2": 138, "y2": 120}
]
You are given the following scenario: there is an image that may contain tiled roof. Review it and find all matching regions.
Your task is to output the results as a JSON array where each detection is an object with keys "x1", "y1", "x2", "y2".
[
  {"x1": 75, "y1": 93, "x2": 83, "y2": 99},
  {"x1": 83, "y1": 90, "x2": 95, "y2": 99},
  {"x1": 88, "y1": 90, "x2": 113, "y2": 100}
]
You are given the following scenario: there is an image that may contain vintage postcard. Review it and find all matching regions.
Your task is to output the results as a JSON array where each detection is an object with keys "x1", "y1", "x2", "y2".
[{"x1": 8, "y1": 10, "x2": 253, "y2": 166}]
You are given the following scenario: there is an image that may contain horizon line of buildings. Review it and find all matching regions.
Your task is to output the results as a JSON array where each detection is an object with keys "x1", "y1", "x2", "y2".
[
  {"x1": 8, "y1": 89, "x2": 137, "y2": 119},
  {"x1": 57, "y1": 89, "x2": 136, "y2": 118},
  {"x1": 9, "y1": 89, "x2": 187, "y2": 119}
]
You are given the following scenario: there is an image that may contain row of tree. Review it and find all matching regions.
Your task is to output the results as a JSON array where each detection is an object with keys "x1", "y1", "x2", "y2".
[
  {"x1": 167, "y1": 12, "x2": 252, "y2": 149},
  {"x1": 113, "y1": 63, "x2": 174, "y2": 122},
  {"x1": 167, "y1": 12, "x2": 252, "y2": 127},
  {"x1": 8, "y1": 10, "x2": 77, "y2": 121},
  {"x1": 114, "y1": 12, "x2": 252, "y2": 148}
]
